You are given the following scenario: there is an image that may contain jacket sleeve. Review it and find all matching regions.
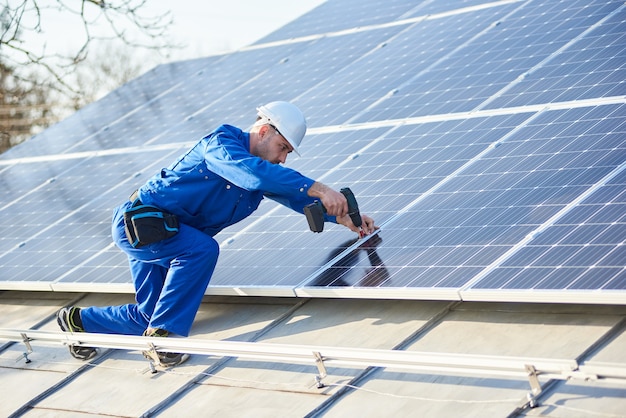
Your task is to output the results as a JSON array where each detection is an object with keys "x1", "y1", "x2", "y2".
[
  {"x1": 264, "y1": 192, "x2": 338, "y2": 223},
  {"x1": 202, "y1": 127, "x2": 315, "y2": 198}
]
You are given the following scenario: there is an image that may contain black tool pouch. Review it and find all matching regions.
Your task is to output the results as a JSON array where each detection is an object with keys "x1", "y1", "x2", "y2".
[{"x1": 123, "y1": 204, "x2": 179, "y2": 248}]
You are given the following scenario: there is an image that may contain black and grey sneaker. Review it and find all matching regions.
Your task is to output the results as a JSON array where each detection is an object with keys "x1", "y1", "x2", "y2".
[
  {"x1": 56, "y1": 307, "x2": 98, "y2": 361},
  {"x1": 142, "y1": 327, "x2": 190, "y2": 367}
]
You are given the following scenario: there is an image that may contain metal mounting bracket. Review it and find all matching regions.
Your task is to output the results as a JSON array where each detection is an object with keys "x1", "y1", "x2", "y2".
[
  {"x1": 144, "y1": 343, "x2": 161, "y2": 373},
  {"x1": 20, "y1": 333, "x2": 33, "y2": 364},
  {"x1": 525, "y1": 364, "x2": 542, "y2": 408},
  {"x1": 313, "y1": 351, "x2": 327, "y2": 388}
]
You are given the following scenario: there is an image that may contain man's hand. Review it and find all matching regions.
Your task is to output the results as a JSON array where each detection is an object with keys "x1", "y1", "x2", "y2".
[
  {"x1": 308, "y1": 182, "x2": 378, "y2": 236},
  {"x1": 308, "y1": 182, "x2": 348, "y2": 217},
  {"x1": 337, "y1": 213, "x2": 379, "y2": 236}
]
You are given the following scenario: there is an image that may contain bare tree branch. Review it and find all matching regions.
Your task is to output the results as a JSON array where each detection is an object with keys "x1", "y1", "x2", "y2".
[
  {"x1": 1, "y1": 0, "x2": 178, "y2": 150},
  {"x1": 1, "y1": 0, "x2": 177, "y2": 96}
]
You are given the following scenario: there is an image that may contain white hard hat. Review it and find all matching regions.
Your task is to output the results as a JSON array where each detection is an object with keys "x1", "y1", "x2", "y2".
[{"x1": 256, "y1": 101, "x2": 307, "y2": 156}]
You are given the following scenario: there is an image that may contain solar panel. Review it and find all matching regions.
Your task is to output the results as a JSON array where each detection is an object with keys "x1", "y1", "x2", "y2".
[
  {"x1": 466, "y1": 151, "x2": 626, "y2": 294},
  {"x1": 487, "y1": 3, "x2": 626, "y2": 106},
  {"x1": 297, "y1": 2, "x2": 523, "y2": 126},
  {"x1": 302, "y1": 104, "x2": 626, "y2": 294},
  {"x1": 1, "y1": 0, "x2": 624, "y2": 304},
  {"x1": 256, "y1": 0, "x2": 421, "y2": 43},
  {"x1": 353, "y1": 0, "x2": 625, "y2": 122}
]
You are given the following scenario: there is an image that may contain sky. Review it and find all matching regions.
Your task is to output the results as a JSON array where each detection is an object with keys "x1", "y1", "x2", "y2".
[
  {"x1": 156, "y1": 0, "x2": 327, "y2": 60},
  {"x1": 12, "y1": 0, "x2": 326, "y2": 64}
]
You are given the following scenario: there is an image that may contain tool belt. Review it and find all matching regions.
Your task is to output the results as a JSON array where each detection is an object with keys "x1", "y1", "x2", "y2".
[{"x1": 124, "y1": 191, "x2": 179, "y2": 248}]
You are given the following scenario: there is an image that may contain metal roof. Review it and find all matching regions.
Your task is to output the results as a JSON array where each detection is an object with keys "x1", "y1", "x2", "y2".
[{"x1": 2, "y1": 292, "x2": 626, "y2": 416}]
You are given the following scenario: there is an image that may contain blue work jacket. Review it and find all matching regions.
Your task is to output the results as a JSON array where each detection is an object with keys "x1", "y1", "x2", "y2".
[{"x1": 137, "y1": 124, "x2": 334, "y2": 236}]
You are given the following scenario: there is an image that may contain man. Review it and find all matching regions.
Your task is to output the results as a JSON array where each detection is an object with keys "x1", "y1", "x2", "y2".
[{"x1": 57, "y1": 101, "x2": 378, "y2": 366}]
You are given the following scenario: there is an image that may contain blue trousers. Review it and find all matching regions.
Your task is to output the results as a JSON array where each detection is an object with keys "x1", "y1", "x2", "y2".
[{"x1": 80, "y1": 201, "x2": 219, "y2": 337}]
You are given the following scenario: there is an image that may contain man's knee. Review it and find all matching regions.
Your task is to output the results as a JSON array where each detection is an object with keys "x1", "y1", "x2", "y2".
[{"x1": 200, "y1": 236, "x2": 220, "y2": 263}]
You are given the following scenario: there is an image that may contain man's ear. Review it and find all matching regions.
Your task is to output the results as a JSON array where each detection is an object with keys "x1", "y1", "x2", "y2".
[{"x1": 258, "y1": 124, "x2": 270, "y2": 138}]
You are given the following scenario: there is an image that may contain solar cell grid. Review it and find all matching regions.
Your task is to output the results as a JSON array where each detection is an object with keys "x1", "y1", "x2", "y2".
[
  {"x1": 72, "y1": 44, "x2": 313, "y2": 152},
  {"x1": 0, "y1": 121, "x2": 90, "y2": 160},
  {"x1": 0, "y1": 147, "x2": 187, "y2": 286},
  {"x1": 0, "y1": 57, "x2": 226, "y2": 161},
  {"x1": 148, "y1": 26, "x2": 403, "y2": 147},
  {"x1": 257, "y1": 0, "x2": 419, "y2": 44},
  {"x1": 307, "y1": 104, "x2": 625, "y2": 292},
  {"x1": 471, "y1": 166, "x2": 626, "y2": 292},
  {"x1": 484, "y1": 1, "x2": 626, "y2": 108},
  {"x1": 331, "y1": 116, "x2": 528, "y2": 219},
  {"x1": 355, "y1": 0, "x2": 618, "y2": 122},
  {"x1": 62, "y1": 260, "x2": 130, "y2": 287},
  {"x1": 298, "y1": 4, "x2": 517, "y2": 127}
]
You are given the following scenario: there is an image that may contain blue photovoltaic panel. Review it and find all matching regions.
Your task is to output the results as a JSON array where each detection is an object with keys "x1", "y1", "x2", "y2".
[
  {"x1": 148, "y1": 26, "x2": 404, "y2": 146},
  {"x1": 0, "y1": 147, "x2": 187, "y2": 287},
  {"x1": 0, "y1": 45, "x2": 308, "y2": 159},
  {"x1": 483, "y1": 3, "x2": 626, "y2": 108},
  {"x1": 353, "y1": 0, "x2": 623, "y2": 123},
  {"x1": 69, "y1": 44, "x2": 316, "y2": 152},
  {"x1": 0, "y1": 0, "x2": 624, "y2": 304},
  {"x1": 0, "y1": 57, "x2": 218, "y2": 160},
  {"x1": 303, "y1": 104, "x2": 626, "y2": 291},
  {"x1": 257, "y1": 0, "x2": 419, "y2": 44},
  {"x1": 297, "y1": 2, "x2": 519, "y2": 127},
  {"x1": 469, "y1": 108, "x2": 626, "y2": 291}
]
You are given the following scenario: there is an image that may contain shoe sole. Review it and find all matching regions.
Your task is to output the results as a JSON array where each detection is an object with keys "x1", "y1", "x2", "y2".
[
  {"x1": 56, "y1": 307, "x2": 72, "y2": 332},
  {"x1": 142, "y1": 350, "x2": 190, "y2": 368},
  {"x1": 69, "y1": 345, "x2": 98, "y2": 361}
]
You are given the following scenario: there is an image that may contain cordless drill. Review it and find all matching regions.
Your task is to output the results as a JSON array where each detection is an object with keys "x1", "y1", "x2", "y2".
[{"x1": 304, "y1": 187, "x2": 362, "y2": 233}]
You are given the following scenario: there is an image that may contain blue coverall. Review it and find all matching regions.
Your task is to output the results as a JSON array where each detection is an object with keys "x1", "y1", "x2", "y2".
[{"x1": 80, "y1": 125, "x2": 333, "y2": 337}]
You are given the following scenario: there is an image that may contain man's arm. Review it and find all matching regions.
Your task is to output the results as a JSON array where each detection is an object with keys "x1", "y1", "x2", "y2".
[
  {"x1": 203, "y1": 128, "x2": 313, "y2": 196},
  {"x1": 307, "y1": 182, "x2": 348, "y2": 218}
]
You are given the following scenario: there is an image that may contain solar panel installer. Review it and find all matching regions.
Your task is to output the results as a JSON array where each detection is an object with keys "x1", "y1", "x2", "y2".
[{"x1": 56, "y1": 101, "x2": 378, "y2": 367}]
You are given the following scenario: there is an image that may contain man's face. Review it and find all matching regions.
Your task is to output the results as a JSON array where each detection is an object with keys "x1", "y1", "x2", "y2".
[{"x1": 254, "y1": 125, "x2": 294, "y2": 164}]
